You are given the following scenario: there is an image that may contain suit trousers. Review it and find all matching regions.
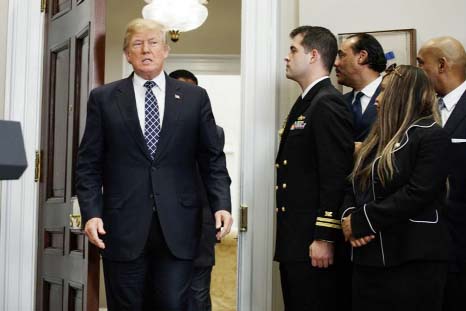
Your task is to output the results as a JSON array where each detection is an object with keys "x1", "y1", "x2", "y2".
[
  {"x1": 279, "y1": 261, "x2": 337, "y2": 311},
  {"x1": 188, "y1": 266, "x2": 213, "y2": 311},
  {"x1": 103, "y1": 211, "x2": 194, "y2": 311},
  {"x1": 353, "y1": 261, "x2": 447, "y2": 311}
]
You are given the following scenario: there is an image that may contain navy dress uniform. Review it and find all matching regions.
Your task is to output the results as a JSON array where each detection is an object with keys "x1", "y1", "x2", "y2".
[{"x1": 274, "y1": 78, "x2": 354, "y2": 311}]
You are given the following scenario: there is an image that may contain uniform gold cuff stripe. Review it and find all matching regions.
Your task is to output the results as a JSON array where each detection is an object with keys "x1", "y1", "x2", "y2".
[
  {"x1": 316, "y1": 217, "x2": 341, "y2": 225},
  {"x1": 315, "y1": 221, "x2": 341, "y2": 229}
]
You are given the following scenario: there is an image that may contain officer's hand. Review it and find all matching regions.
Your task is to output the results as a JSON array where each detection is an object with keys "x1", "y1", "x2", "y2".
[
  {"x1": 309, "y1": 240, "x2": 334, "y2": 268},
  {"x1": 84, "y1": 217, "x2": 106, "y2": 249},
  {"x1": 214, "y1": 210, "x2": 233, "y2": 240}
]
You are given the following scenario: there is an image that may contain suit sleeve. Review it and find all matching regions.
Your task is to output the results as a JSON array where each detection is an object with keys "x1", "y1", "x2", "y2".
[
  {"x1": 75, "y1": 90, "x2": 104, "y2": 223},
  {"x1": 312, "y1": 94, "x2": 354, "y2": 242},
  {"x1": 197, "y1": 90, "x2": 232, "y2": 214},
  {"x1": 351, "y1": 128, "x2": 450, "y2": 238}
]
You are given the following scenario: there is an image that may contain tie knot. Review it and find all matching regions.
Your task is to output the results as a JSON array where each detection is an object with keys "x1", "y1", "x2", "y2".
[
  {"x1": 438, "y1": 97, "x2": 446, "y2": 110},
  {"x1": 144, "y1": 80, "x2": 156, "y2": 90},
  {"x1": 354, "y1": 91, "x2": 364, "y2": 102}
]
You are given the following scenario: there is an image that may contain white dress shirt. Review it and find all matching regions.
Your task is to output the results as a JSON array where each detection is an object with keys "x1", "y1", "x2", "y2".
[
  {"x1": 133, "y1": 71, "x2": 166, "y2": 131},
  {"x1": 440, "y1": 80, "x2": 466, "y2": 126},
  {"x1": 352, "y1": 76, "x2": 382, "y2": 114},
  {"x1": 302, "y1": 76, "x2": 330, "y2": 99}
]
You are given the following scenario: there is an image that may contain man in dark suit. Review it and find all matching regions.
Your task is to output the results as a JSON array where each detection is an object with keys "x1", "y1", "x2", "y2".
[
  {"x1": 418, "y1": 36, "x2": 466, "y2": 311},
  {"x1": 334, "y1": 33, "x2": 387, "y2": 142},
  {"x1": 168, "y1": 69, "x2": 224, "y2": 311},
  {"x1": 76, "y1": 19, "x2": 233, "y2": 311},
  {"x1": 274, "y1": 26, "x2": 354, "y2": 310}
]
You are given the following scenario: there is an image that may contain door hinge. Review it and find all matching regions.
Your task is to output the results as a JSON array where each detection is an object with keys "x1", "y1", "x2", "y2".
[
  {"x1": 34, "y1": 150, "x2": 41, "y2": 182},
  {"x1": 240, "y1": 204, "x2": 248, "y2": 232},
  {"x1": 40, "y1": 0, "x2": 47, "y2": 13}
]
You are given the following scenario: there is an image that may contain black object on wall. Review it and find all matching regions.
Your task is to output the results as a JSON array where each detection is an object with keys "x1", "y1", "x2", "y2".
[{"x1": 0, "y1": 120, "x2": 28, "y2": 180}]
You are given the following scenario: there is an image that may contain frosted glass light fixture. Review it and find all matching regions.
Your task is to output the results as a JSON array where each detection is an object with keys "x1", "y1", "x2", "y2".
[{"x1": 142, "y1": 0, "x2": 209, "y2": 42}]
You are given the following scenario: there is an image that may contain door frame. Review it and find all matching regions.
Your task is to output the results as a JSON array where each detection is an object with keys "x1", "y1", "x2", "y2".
[{"x1": 0, "y1": 0, "x2": 44, "y2": 310}]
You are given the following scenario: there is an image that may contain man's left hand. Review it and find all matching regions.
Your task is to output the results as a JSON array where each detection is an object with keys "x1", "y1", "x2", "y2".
[
  {"x1": 214, "y1": 210, "x2": 233, "y2": 240},
  {"x1": 309, "y1": 240, "x2": 334, "y2": 268}
]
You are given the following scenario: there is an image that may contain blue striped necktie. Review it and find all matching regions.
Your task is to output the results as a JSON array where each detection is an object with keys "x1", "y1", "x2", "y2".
[{"x1": 143, "y1": 80, "x2": 160, "y2": 159}]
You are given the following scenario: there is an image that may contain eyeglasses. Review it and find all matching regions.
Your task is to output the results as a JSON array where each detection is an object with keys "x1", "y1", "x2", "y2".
[{"x1": 385, "y1": 63, "x2": 403, "y2": 77}]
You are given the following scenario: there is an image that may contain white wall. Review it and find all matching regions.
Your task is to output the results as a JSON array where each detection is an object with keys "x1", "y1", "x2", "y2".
[
  {"x1": 299, "y1": 0, "x2": 466, "y2": 49},
  {"x1": 0, "y1": 0, "x2": 8, "y2": 117},
  {"x1": 197, "y1": 75, "x2": 241, "y2": 233}
]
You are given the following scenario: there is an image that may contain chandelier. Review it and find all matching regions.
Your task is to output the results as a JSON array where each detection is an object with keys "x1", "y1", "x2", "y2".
[{"x1": 142, "y1": 0, "x2": 209, "y2": 42}]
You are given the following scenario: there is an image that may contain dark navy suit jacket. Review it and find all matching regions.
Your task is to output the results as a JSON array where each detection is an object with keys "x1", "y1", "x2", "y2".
[
  {"x1": 443, "y1": 89, "x2": 466, "y2": 264},
  {"x1": 194, "y1": 126, "x2": 227, "y2": 267},
  {"x1": 76, "y1": 73, "x2": 231, "y2": 261},
  {"x1": 344, "y1": 87, "x2": 380, "y2": 142}
]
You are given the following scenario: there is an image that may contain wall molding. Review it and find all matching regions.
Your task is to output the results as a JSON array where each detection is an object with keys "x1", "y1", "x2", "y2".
[
  {"x1": 0, "y1": 0, "x2": 44, "y2": 310},
  {"x1": 122, "y1": 53, "x2": 241, "y2": 77}
]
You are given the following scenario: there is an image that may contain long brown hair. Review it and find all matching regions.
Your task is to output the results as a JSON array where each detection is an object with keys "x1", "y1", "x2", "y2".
[{"x1": 352, "y1": 65, "x2": 440, "y2": 190}]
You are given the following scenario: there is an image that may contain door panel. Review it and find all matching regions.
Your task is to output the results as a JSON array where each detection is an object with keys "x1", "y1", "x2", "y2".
[
  {"x1": 37, "y1": 0, "x2": 105, "y2": 310},
  {"x1": 49, "y1": 42, "x2": 70, "y2": 200}
]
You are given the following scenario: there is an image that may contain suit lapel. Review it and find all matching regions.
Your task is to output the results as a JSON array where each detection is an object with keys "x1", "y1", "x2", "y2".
[
  {"x1": 444, "y1": 90, "x2": 466, "y2": 135},
  {"x1": 361, "y1": 86, "x2": 380, "y2": 123},
  {"x1": 115, "y1": 75, "x2": 152, "y2": 160},
  {"x1": 153, "y1": 75, "x2": 183, "y2": 162}
]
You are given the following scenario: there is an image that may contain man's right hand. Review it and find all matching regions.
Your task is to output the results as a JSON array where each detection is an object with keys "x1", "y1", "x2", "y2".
[{"x1": 84, "y1": 217, "x2": 106, "y2": 249}]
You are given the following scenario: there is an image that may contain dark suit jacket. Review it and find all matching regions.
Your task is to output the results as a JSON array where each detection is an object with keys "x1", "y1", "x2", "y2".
[
  {"x1": 341, "y1": 118, "x2": 451, "y2": 267},
  {"x1": 76, "y1": 73, "x2": 231, "y2": 261},
  {"x1": 344, "y1": 87, "x2": 379, "y2": 141},
  {"x1": 194, "y1": 126, "x2": 226, "y2": 267},
  {"x1": 274, "y1": 78, "x2": 354, "y2": 262},
  {"x1": 442, "y1": 89, "x2": 466, "y2": 263}
]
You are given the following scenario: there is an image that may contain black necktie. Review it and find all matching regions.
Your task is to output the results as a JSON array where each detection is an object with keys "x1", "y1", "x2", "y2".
[{"x1": 352, "y1": 92, "x2": 364, "y2": 129}]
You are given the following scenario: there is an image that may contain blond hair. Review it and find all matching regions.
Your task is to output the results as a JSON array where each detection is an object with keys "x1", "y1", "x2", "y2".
[
  {"x1": 123, "y1": 18, "x2": 166, "y2": 51},
  {"x1": 352, "y1": 65, "x2": 440, "y2": 190}
]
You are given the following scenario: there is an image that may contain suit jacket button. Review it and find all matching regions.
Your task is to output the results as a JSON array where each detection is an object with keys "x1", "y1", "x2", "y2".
[
  {"x1": 275, "y1": 185, "x2": 279, "y2": 190},
  {"x1": 275, "y1": 207, "x2": 278, "y2": 213},
  {"x1": 283, "y1": 160, "x2": 288, "y2": 165},
  {"x1": 281, "y1": 206, "x2": 286, "y2": 212},
  {"x1": 149, "y1": 194, "x2": 154, "y2": 199},
  {"x1": 275, "y1": 163, "x2": 280, "y2": 168},
  {"x1": 282, "y1": 183, "x2": 287, "y2": 189}
]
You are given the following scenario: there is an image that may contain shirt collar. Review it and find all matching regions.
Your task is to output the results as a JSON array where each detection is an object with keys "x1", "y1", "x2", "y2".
[
  {"x1": 302, "y1": 76, "x2": 329, "y2": 99},
  {"x1": 359, "y1": 75, "x2": 382, "y2": 98},
  {"x1": 133, "y1": 71, "x2": 166, "y2": 92},
  {"x1": 442, "y1": 80, "x2": 466, "y2": 112}
]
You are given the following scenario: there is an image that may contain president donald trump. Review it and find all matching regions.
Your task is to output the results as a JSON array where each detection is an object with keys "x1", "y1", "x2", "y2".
[{"x1": 76, "y1": 18, "x2": 232, "y2": 311}]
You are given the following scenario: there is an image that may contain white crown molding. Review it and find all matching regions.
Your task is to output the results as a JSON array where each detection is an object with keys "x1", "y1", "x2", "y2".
[
  {"x1": 122, "y1": 54, "x2": 241, "y2": 78},
  {"x1": 0, "y1": 0, "x2": 44, "y2": 310}
]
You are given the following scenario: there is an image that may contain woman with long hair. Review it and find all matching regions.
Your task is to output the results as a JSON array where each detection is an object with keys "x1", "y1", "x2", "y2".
[{"x1": 341, "y1": 65, "x2": 450, "y2": 310}]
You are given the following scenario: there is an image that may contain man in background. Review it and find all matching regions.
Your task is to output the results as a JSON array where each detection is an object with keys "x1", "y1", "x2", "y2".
[
  {"x1": 418, "y1": 36, "x2": 466, "y2": 311},
  {"x1": 334, "y1": 33, "x2": 387, "y2": 142},
  {"x1": 274, "y1": 25, "x2": 354, "y2": 310},
  {"x1": 169, "y1": 69, "x2": 227, "y2": 311}
]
